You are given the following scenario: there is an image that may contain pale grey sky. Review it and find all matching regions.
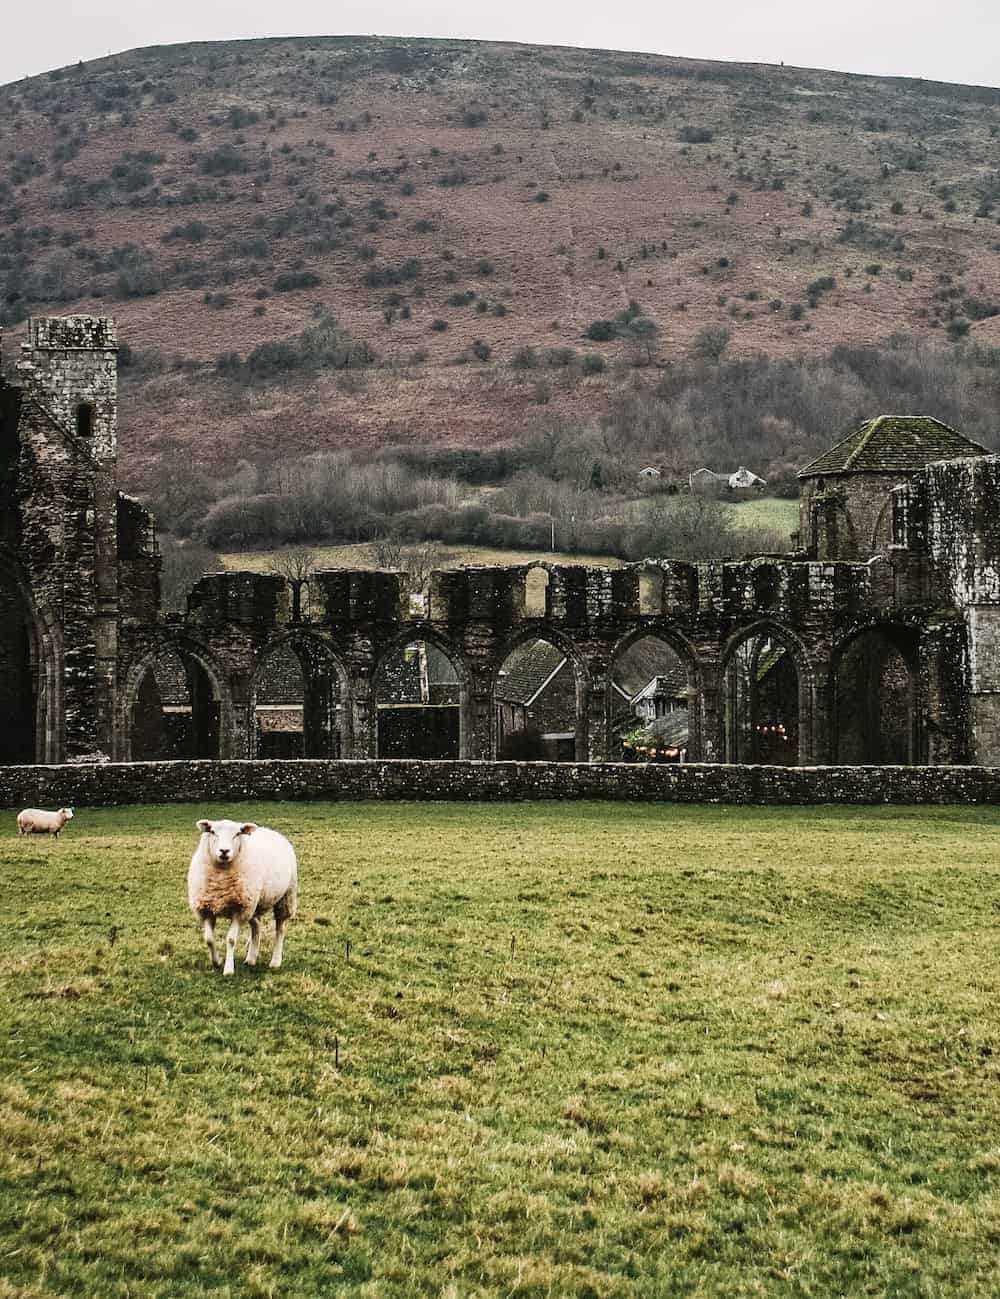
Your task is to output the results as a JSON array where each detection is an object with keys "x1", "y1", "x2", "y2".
[{"x1": 2, "y1": 0, "x2": 998, "y2": 91}]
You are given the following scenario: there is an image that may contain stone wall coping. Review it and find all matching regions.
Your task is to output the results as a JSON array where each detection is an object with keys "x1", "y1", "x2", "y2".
[{"x1": 1, "y1": 760, "x2": 998, "y2": 808}]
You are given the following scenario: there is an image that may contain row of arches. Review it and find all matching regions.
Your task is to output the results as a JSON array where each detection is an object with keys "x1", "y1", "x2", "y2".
[{"x1": 124, "y1": 622, "x2": 923, "y2": 766}]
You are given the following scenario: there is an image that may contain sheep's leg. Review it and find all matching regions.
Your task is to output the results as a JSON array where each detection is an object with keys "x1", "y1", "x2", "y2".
[
  {"x1": 245, "y1": 917, "x2": 261, "y2": 967},
  {"x1": 270, "y1": 906, "x2": 289, "y2": 970},
  {"x1": 223, "y1": 917, "x2": 240, "y2": 976},
  {"x1": 203, "y1": 917, "x2": 221, "y2": 969}
]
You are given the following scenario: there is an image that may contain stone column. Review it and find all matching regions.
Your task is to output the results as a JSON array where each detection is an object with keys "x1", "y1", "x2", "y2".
[{"x1": 695, "y1": 655, "x2": 722, "y2": 763}]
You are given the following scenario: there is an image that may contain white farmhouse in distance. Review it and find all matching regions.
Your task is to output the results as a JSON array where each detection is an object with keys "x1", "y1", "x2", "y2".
[{"x1": 690, "y1": 465, "x2": 767, "y2": 495}]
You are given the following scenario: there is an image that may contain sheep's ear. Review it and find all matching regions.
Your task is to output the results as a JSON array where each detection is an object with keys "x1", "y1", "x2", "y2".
[
  {"x1": 197, "y1": 819, "x2": 212, "y2": 833},
  {"x1": 240, "y1": 823, "x2": 258, "y2": 835}
]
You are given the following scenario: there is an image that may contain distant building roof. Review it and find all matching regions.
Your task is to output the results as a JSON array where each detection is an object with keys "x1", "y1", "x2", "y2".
[
  {"x1": 631, "y1": 666, "x2": 689, "y2": 704},
  {"x1": 689, "y1": 466, "x2": 766, "y2": 489},
  {"x1": 798, "y1": 415, "x2": 990, "y2": 478},
  {"x1": 728, "y1": 466, "x2": 766, "y2": 488},
  {"x1": 496, "y1": 640, "x2": 567, "y2": 706},
  {"x1": 646, "y1": 712, "x2": 689, "y2": 748}
]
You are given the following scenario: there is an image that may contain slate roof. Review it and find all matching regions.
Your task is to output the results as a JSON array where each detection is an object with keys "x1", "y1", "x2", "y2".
[
  {"x1": 798, "y1": 415, "x2": 989, "y2": 478},
  {"x1": 630, "y1": 666, "x2": 689, "y2": 703},
  {"x1": 612, "y1": 639, "x2": 687, "y2": 698},
  {"x1": 646, "y1": 712, "x2": 689, "y2": 748},
  {"x1": 496, "y1": 639, "x2": 567, "y2": 705}
]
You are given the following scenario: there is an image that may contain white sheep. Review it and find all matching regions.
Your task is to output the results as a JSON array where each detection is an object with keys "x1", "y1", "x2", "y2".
[
  {"x1": 188, "y1": 819, "x2": 298, "y2": 975},
  {"x1": 17, "y1": 807, "x2": 74, "y2": 837}
]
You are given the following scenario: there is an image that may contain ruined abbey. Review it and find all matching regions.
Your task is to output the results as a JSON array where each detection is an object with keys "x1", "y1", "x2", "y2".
[{"x1": 3, "y1": 314, "x2": 1000, "y2": 770}]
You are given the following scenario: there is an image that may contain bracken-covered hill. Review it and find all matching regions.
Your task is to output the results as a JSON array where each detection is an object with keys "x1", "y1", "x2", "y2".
[{"x1": 3, "y1": 35, "x2": 1000, "y2": 483}]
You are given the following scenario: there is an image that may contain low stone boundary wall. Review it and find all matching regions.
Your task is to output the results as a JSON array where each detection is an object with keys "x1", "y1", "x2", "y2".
[{"x1": 1, "y1": 760, "x2": 999, "y2": 808}]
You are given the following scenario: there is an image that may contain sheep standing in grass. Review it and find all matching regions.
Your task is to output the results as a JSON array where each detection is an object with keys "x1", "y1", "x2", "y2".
[
  {"x1": 188, "y1": 819, "x2": 298, "y2": 975},
  {"x1": 17, "y1": 807, "x2": 74, "y2": 837}
]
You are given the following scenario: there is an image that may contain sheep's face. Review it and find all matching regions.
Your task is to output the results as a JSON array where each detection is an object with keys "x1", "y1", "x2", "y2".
[
  {"x1": 60, "y1": 808, "x2": 74, "y2": 821},
  {"x1": 196, "y1": 819, "x2": 258, "y2": 867}
]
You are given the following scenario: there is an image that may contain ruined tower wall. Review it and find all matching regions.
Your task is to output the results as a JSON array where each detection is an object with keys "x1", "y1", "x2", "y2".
[
  {"x1": 12, "y1": 317, "x2": 121, "y2": 758},
  {"x1": 800, "y1": 472, "x2": 906, "y2": 561},
  {"x1": 923, "y1": 456, "x2": 1000, "y2": 763}
]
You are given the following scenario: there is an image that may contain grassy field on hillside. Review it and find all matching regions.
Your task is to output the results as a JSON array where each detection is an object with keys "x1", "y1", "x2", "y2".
[
  {"x1": 4, "y1": 801, "x2": 1000, "y2": 1296},
  {"x1": 731, "y1": 496, "x2": 800, "y2": 538},
  {"x1": 221, "y1": 541, "x2": 624, "y2": 573},
  {"x1": 219, "y1": 501, "x2": 796, "y2": 572}
]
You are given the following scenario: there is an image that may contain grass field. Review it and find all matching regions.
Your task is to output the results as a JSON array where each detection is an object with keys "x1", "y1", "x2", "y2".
[
  {"x1": 220, "y1": 542, "x2": 624, "y2": 573},
  {"x1": 219, "y1": 499, "x2": 797, "y2": 574},
  {"x1": 4, "y1": 801, "x2": 1000, "y2": 1297},
  {"x1": 731, "y1": 497, "x2": 800, "y2": 538}
]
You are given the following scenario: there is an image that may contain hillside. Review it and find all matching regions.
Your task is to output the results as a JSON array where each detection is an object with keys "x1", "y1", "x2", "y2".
[{"x1": 3, "y1": 35, "x2": 1000, "y2": 502}]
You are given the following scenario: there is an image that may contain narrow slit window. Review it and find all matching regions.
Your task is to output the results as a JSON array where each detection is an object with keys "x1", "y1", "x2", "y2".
[{"x1": 76, "y1": 403, "x2": 94, "y2": 438}]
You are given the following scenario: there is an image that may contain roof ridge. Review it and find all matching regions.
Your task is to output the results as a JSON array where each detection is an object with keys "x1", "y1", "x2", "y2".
[
  {"x1": 799, "y1": 413, "x2": 991, "y2": 478},
  {"x1": 842, "y1": 416, "x2": 879, "y2": 471},
  {"x1": 797, "y1": 425, "x2": 866, "y2": 478}
]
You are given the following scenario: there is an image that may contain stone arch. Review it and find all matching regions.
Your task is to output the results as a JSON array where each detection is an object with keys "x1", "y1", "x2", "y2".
[
  {"x1": 373, "y1": 627, "x2": 471, "y2": 759},
  {"x1": 251, "y1": 631, "x2": 351, "y2": 758},
  {"x1": 119, "y1": 637, "x2": 233, "y2": 761},
  {"x1": 493, "y1": 624, "x2": 590, "y2": 761},
  {"x1": 871, "y1": 495, "x2": 895, "y2": 556},
  {"x1": 607, "y1": 624, "x2": 701, "y2": 761},
  {"x1": 720, "y1": 620, "x2": 816, "y2": 765},
  {"x1": 831, "y1": 623, "x2": 921, "y2": 764},
  {"x1": 0, "y1": 553, "x2": 61, "y2": 763}
]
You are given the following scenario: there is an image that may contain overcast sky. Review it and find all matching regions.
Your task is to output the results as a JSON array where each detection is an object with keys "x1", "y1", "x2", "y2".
[{"x1": 2, "y1": 0, "x2": 998, "y2": 91}]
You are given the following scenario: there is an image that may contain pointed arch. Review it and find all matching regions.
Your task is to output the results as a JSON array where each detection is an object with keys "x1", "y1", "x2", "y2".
[
  {"x1": 720, "y1": 620, "x2": 816, "y2": 765},
  {"x1": 252, "y1": 631, "x2": 351, "y2": 758},
  {"x1": 493, "y1": 624, "x2": 590, "y2": 761},
  {"x1": 118, "y1": 635, "x2": 233, "y2": 761},
  {"x1": 606, "y1": 623, "x2": 702, "y2": 761},
  {"x1": 0, "y1": 552, "x2": 61, "y2": 763},
  {"x1": 373, "y1": 626, "x2": 471, "y2": 759},
  {"x1": 831, "y1": 622, "x2": 921, "y2": 764}
]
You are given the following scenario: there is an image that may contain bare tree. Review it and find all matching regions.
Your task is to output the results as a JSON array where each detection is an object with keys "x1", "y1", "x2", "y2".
[
  {"x1": 400, "y1": 540, "x2": 445, "y2": 591},
  {"x1": 267, "y1": 545, "x2": 317, "y2": 622},
  {"x1": 372, "y1": 534, "x2": 404, "y2": 569}
]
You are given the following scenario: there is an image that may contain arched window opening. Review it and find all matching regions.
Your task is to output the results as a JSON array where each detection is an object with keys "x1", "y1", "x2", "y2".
[
  {"x1": 76, "y1": 403, "x2": 94, "y2": 438},
  {"x1": 255, "y1": 641, "x2": 306, "y2": 758},
  {"x1": 0, "y1": 570, "x2": 35, "y2": 764},
  {"x1": 835, "y1": 629, "x2": 918, "y2": 764},
  {"x1": 637, "y1": 567, "x2": 664, "y2": 616},
  {"x1": 724, "y1": 631, "x2": 800, "y2": 765},
  {"x1": 254, "y1": 639, "x2": 346, "y2": 758},
  {"x1": 610, "y1": 635, "x2": 692, "y2": 763},
  {"x1": 752, "y1": 565, "x2": 780, "y2": 611},
  {"x1": 495, "y1": 636, "x2": 583, "y2": 761},
  {"x1": 524, "y1": 567, "x2": 549, "y2": 619},
  {"x1": 375, "y1": 640, "x2": 463, "y2": 758},
  {"x1": 131, "y1": 648, "x2": 220, "y2": 760}
]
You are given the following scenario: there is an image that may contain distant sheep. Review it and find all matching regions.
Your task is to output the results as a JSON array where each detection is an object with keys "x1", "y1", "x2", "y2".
[
  {"x1": 17, "y1": 807, "x2": 74, "y2": 837},
  {"x1": 188, "y1": 818, "x2": 298, "y2": 975}
]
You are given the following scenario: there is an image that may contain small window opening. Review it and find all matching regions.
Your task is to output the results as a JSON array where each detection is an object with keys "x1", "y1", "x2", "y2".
[{"x1": 76, "y1": 403, "x2": 94, "y2": 438}]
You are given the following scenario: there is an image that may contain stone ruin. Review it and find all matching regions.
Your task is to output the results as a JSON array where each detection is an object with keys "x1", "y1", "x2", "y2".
[{"x1": 3, "y1": 314, "x2": 1000, "y2": 769}]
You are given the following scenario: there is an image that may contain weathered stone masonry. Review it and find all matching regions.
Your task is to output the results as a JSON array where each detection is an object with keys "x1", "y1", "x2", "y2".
[
  {"x1": 2, "y1": 316, "x2": 1000, "y2": 770},
  {"x1": 0, "y1": 758, "x2": 999, "y2": 810}
]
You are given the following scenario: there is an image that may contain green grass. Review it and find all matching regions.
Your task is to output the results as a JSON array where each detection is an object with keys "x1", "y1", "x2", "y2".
[
  {"x1": 730, "y1": 496, "x2": 800, "y2": 535},
  {"x1": 4, "y1": 801, "x2": 1000, "y2": 1296}
]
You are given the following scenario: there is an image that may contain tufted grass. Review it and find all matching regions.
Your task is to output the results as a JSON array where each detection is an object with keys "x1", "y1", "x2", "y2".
[{"x1": 3, "y1": 800, "x2": 1000, "y2": 1297}]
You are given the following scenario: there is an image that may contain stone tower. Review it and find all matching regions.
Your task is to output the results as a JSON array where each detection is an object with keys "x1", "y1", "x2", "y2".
[
  {"x1": 797, "y1": 415, "x2": 989, "y2": 561},
  {"x1": 0, "y1": 316, "x2": 144, "y2": 760}
]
